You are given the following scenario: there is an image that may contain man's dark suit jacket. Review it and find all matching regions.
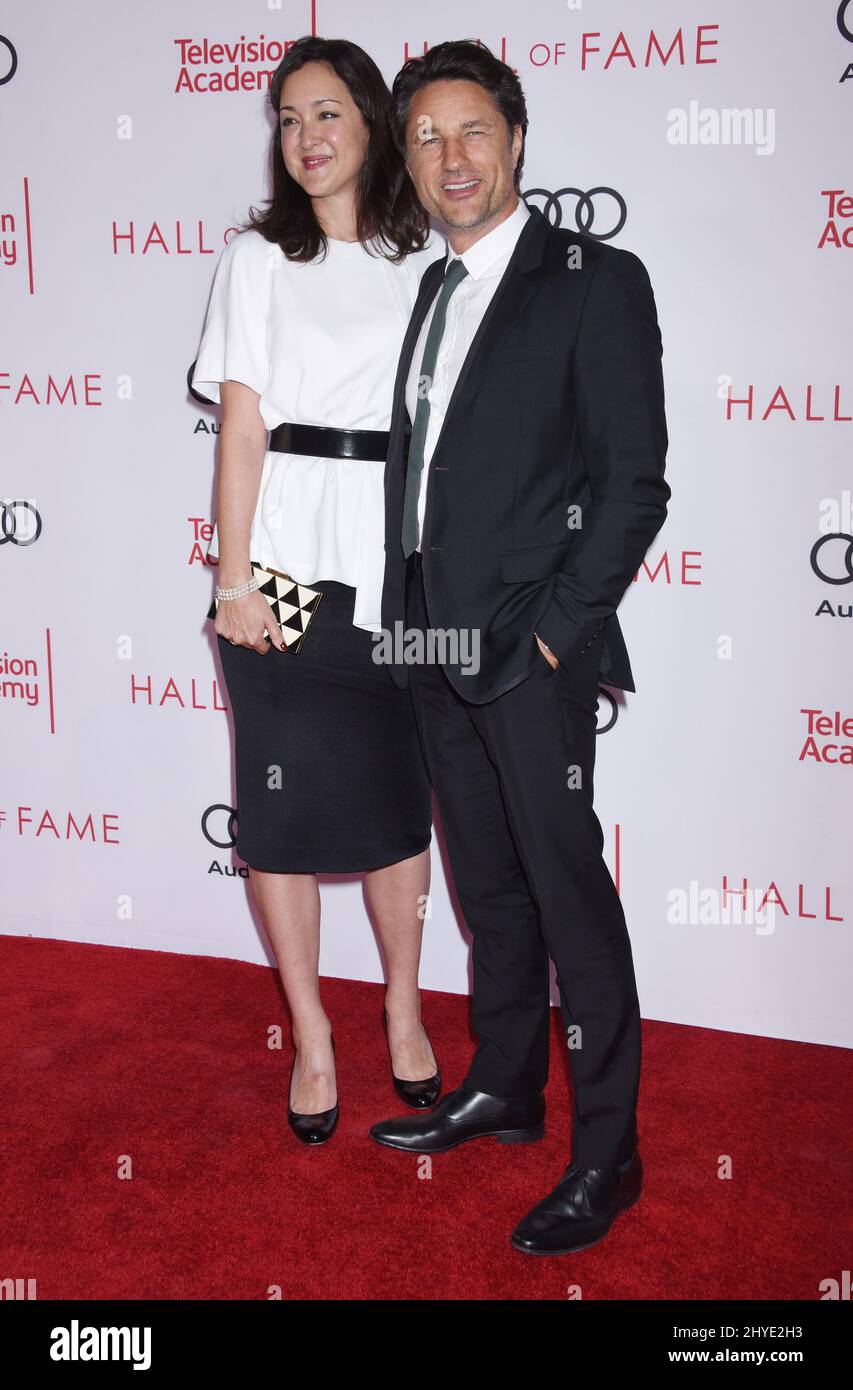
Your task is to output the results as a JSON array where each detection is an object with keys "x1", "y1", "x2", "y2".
[{"x1": 381, "y1": 203, "x2": 670, "y2": 704}]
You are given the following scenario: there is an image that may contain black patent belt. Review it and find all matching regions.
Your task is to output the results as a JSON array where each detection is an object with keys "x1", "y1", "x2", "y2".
[{"x1": 268, "y1": 421, "x2": 407, "y2": 462}]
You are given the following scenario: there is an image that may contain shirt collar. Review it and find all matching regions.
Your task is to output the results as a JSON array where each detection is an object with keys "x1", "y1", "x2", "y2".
[{"x1": 446, "y1": 199, "x2": 531, "y2": 281}]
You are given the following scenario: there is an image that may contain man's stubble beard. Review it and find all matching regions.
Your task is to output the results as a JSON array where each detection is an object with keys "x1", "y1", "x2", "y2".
[{"x1": 436, "y1": 180, "x2": 516, "y2": 234}]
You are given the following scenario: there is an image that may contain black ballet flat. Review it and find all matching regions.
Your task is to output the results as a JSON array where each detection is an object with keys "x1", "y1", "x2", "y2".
[
  {"x1": 288, "y1": 1035, "x2": 338, "y2": 1145},
  {"x1": 383, "y1": 1007, "x2": 442, "y2": 1109}
]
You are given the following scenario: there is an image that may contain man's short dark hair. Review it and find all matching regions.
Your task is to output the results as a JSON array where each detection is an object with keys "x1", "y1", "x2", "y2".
[{"x1": 390, "y1": 40, "x2": 528, "y2": 191}]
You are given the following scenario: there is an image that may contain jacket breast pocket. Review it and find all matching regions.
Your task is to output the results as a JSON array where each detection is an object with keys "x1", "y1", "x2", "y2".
[
  {"x1": 499, "y1": 539, "x2": 574, "y2": 582},
  {"x1": 491, "y1": 349, "x2": 558, "y2": 368}
]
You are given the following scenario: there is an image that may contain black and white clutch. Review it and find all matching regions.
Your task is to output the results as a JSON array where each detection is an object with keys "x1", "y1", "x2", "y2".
[{"x1": 208, "y1": 561, "x2": 322, "y2": 653}]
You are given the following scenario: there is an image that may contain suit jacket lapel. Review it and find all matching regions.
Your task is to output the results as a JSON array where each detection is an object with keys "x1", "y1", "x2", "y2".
[
  {"x1": 387, "y1": 207, "x2": 550, "y2": 500},
  {"x1": 427, "y1": 208, "x2": 549, "y2": 464}
]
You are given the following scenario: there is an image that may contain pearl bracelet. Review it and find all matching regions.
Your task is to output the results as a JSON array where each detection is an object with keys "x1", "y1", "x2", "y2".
[{"x1": 215, "y1": 577, "x2": 259, "y2": 601}]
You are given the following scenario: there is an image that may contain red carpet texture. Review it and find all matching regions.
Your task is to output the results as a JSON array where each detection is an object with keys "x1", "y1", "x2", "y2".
[{"x1": 0, "y1": 935, "x2": 850, "y2": 1301}]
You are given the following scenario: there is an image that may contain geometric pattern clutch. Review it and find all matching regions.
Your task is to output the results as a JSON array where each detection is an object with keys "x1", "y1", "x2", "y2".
[{"x1": 207, "y1": 560, "x2": 323, "y2": 653}]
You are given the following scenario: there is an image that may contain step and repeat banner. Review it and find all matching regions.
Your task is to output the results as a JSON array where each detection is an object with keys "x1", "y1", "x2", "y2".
[{"x1": 2, "y1": 1, "x2": 851, "y2": 1046}]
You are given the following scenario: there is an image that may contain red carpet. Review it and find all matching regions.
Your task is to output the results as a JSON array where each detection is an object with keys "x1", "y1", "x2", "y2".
[{"x1": 0, "y1": 935, "x2": 849, "y2": 1300}]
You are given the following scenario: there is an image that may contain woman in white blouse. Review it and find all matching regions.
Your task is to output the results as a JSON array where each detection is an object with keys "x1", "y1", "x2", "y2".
[{"x1": 193, "y1": 36, "x2": 446, "y2": 1145}]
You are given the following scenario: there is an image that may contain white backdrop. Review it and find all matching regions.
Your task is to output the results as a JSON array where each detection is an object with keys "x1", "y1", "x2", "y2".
[{"x1": 2, "y1": 1, "x2": 851, "y2": 1047}]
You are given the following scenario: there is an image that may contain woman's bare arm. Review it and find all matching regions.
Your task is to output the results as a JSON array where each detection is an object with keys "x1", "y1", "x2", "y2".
[
  {"x1": 213, "y1": 380, "x2": 285, "y2": 652},
  {"x1": 217, "y1": 380, "x2": 266, "y2": 584}
]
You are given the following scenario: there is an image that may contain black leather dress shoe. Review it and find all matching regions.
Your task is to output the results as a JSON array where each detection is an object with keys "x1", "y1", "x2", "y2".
[
  {"x1": 288, "y1": 1036, "x2": 338, "y2": 1146},
  {"x1": 510, "y1": 1149, "x2": 643, "y2": 1255},
  {"x1": 369, "y1": 1083, "x2": 545, "y2": 1153},
  {"x1": 382, "y1": 1007, "x2": 441, "y2": 1108}
]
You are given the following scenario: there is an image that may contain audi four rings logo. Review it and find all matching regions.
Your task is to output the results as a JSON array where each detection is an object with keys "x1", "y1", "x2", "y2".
[
  {"x1": 811, "y1": 533, "x2": 853, "y2": 584},
  {"x1": 0, "y1": 35, "x2": 16, "y2": 84},
  {"x1": 596, "y1": 688, "x2": 618, "y2": 735},
  {"x1": 838, "y1": 1, "x2": 853, "y2": 43},
  {"x1": 1, "y1": 500, "x2": 42, "y2": 545},
  {"x1": 202, "y1": 803, "x2": 239, "y2": 849},
  {"x1": 187, "y1": 358, "x2": 215, "y2": 407},
  {"x1": 522, "y1": 186, "x2": 627, "y2": 241}
]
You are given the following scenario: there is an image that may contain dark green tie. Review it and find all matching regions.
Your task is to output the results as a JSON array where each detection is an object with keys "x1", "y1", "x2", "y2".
[{"x1": 401, "y1": 257, "x2": 469, "y2": 557}]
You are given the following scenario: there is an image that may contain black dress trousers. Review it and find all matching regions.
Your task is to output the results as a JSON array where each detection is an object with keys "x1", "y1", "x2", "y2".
[{"x1": 404, "y1": 554, "x2": 642, "y2": 1169}]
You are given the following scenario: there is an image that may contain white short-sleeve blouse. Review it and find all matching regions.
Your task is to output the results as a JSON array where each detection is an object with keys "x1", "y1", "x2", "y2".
[{"x1": 192, "y1": 226, "x2": 446, "y2": 632}]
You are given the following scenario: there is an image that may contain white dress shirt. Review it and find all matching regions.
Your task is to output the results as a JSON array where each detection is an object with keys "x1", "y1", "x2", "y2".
[{"x1": 404, "y1": 198, "x2": 531, "y2": 551}]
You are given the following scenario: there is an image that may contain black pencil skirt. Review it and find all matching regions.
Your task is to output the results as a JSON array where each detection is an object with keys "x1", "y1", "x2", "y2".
[{"x1": 216, "y1": 580, "x2": 432, "y2": 873}]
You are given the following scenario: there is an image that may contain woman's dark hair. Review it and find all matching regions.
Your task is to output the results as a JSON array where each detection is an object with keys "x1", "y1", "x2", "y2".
[
  {"x1": 243, "y1": 35, "x2": 429, "y2": 262},
  {"x1": 389, "y1": 40, "x2": 528, "y2": 191}
]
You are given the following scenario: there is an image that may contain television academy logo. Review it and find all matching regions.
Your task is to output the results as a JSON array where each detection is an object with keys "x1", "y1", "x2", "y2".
[
  {"x1": 818, "y1": 189, "x2": 853, "y2": 248},
  {"x1": 522, "y1": 186, "x2": 627, "y2": 240},
  {"x1": 800, "y1": 708, "x2": 853, "y2": 765},
  {"x1": 172, "y1": 31, "x2": 296, "y2": 93}
]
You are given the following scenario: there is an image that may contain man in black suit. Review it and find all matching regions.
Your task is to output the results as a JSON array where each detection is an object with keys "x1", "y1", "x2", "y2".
[{"x1": 370, "y1": 41, "x2": 670, "y2": 1257}]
